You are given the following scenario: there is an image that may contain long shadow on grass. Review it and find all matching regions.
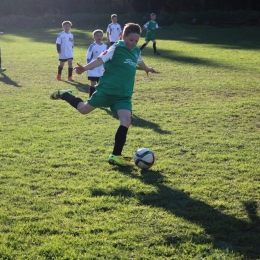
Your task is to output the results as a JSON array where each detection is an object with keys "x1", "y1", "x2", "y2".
[
  {"x1": 149, "y1": 26, "x2": 260, "y2": 50},
  {"x1": 62, "y1": 80, "x2": 89, "y2": 94},
  {"x1": 91, "y1": 169, "x2": 260, "y2": 259},
  {"x1": 100, "y1": 107, "x2": 171, "y2": 134},
  {"x1": 141, "y1": 48, "x2": 244, "y2": 71},
  {"x1": 0, "y1": 72, "x2": 22, "y2": 87}
]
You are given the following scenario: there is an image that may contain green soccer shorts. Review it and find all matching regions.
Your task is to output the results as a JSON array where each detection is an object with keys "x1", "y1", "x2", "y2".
[
  {"x1": 88, "y1": 91, "x2": 132, "y2": 113},
  {"x1": 145, "y1": 32, "x2": 155, "y2": 42}
]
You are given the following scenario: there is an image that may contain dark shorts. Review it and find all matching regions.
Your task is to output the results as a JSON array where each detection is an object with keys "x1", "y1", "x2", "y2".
[
  {"x1": 88, "y1": 77, "x2": 100, "y2": 82},
  {"x1": 88, "y1": 91, "x2": 132, "y2": 113},
  {"x1": 59, "y1": 58, "x2": 73, "y2": 62}
]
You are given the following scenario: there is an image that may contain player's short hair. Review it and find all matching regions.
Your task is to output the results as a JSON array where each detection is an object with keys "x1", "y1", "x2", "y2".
[
  {"x1": 62, "y1": 21, "x2": 72, "y2": 26},
  {"x1": 123, "y1": 23, "x2": 142, "y2": 37},
  {"x1": 93, "y1": 29, "x2": 103, "y2": 36},
  {"x1": 111, "y1": 14, "x2": 117, "y2": 19},
  {"x1": 150, "y1": 13, "x2": 156, "y2": 17}
]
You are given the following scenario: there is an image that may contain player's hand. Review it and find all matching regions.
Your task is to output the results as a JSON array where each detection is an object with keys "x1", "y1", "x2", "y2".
[
  {"x1": 146, "y1": 67, "x2": 159, "y2": 76},
  {"x1": 74, "y1": 63, "x2": 85, "y2": 74}
]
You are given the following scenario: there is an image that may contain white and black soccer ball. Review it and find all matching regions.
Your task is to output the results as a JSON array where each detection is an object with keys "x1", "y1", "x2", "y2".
[{"x1": 134, "y1": 148, "x2": 155, "y2": 169}]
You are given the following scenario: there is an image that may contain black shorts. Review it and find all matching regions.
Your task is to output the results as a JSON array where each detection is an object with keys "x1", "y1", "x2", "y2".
[
  {"x1": 88, "y1": 77, "x2": 100, "y2": 82},
  {"x1": 59, "y1": 58, "x2": 73, "y2": 62}
]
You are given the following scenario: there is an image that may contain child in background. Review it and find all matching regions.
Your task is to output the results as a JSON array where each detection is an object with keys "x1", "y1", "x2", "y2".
[
  {"x1": 86, "y1": 29, "x2": 107, "y2": 97},
  {"x1": 0, "y1": 32, "x2": 6, "y2": 72},
  {"x1": 56, "y1": 21, "x2": 74, "y2": 81},
  {"x1": 140, "y1": 13, "x2": 161, "y2": 55},
  {"x1": 106, "y1": 14, "x2": 122, "y2": 46},
  {"x1": 50, "y1": 23, "x2": 158, "y2": 167}
]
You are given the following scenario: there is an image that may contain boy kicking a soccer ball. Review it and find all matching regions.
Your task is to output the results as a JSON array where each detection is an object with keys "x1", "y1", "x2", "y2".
[
  {"x1": 50, "y1": 23, "x2": 158, "y2": 167},
  {"x1": 0, "y1": 32, "x2": 6, "y2": 72}
]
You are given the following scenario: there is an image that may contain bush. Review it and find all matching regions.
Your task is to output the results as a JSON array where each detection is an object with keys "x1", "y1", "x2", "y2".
[{"x1": 0, "y1": 11, "x2": 259, "y2": 30}]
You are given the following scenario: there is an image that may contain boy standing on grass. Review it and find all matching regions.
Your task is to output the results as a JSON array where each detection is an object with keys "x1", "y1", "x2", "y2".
[
  {"x1": 56, "y1": 21, "x2": 74, "y2": 81},
  {"x1": 50, "y1": 23, "x2": 158, "y2": 167},
  {"x1": 0, "y1": 32, "x2": 6, "y2": 72},
  {"x1": 86, "y1": 29, "x2": 107, "y2": 98},
  {"x1": 106, "y1": 14, "x2": 122, "y2": 46},
  {"x1": 140, "y1": 13, "x2": 161, "y2": 55}
]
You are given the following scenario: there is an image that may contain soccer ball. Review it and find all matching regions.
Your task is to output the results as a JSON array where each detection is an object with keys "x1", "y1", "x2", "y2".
[{"x1": 134, "y1": 148, "x2": 155, "y2": 169}]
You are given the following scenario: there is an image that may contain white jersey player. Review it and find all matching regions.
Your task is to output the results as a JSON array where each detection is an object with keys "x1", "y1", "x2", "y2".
[
  {"x1": 86, "y1": 30, "x2": 107, "y2": 97},
  {"x1": 56, "y1": 21, "x2": 74, "y2": 81},
  {"x1": 106, "y1": 14, "x2": 122, "y2": 46}
]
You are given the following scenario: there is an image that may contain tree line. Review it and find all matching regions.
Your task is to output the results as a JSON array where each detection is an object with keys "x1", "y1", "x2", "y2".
[{"x1": 1, "y1": 0, "x2": 259, "y2": 16}]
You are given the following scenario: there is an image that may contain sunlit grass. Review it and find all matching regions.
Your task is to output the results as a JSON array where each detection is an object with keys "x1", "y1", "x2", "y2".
[{"x1": 0, "y1": 25, "x2": 259, "y2": 259}]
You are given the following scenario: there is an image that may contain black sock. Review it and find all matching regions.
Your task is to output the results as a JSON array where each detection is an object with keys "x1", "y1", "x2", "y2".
[
  {"x1": 153, "y1": 42, "x2": 157, "y2": 53},
  {"x1": 58, "y1": 66, "x2": 63, "y2": 74},
  {"x1": 89, "y1": 86, "x2": 96, "y2": 97},
  {"x1": 112, "y1": 125, "x2": 128, "y2": 156},
  {"x1": 68, "y1": 67, "x2": 73, "y2": 77},
  {"x1": 140, "y1": 43, "x2": 147, "y2": 50},
  {"x1": 61, "y1": 93, "x2": 84, "y2": 109}
]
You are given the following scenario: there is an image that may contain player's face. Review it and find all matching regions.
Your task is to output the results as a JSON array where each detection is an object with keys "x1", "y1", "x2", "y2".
[
  {"x1": 94, "y1": 32, "x2": 103, "y2": 44},
  {"x1": 112, "y1": 17, "x2": 117, "y2": 23},
  {"x1": 63, "y1": 24, "x2": 71, "y2": 33},
  {"x1": 123, "y1": 33, "x2": 140, "y2": 50},
  {"x1": 151, "y1": 14, "x2": 156, "y2": 20}
]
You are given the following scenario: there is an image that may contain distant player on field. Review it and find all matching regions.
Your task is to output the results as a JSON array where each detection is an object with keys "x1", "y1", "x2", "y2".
[
  {"x1": 56, "y1": 21, "x2": 74, "y2": 81},
  {"x1": 50, "y1": 23, "x2": 158, "y2": 167},
  {"x1": 86, "y1": 29, "x2": 107, "y2": 97},
  {"x1": 106, "y1": 14, "x2": 122, "y2": 46},
  {"x1": 0, "y1": 32, "x2": 6, "y2": 72},
  {"x1": 140, "y1": 13, "x2": 161, "y2": 55}
]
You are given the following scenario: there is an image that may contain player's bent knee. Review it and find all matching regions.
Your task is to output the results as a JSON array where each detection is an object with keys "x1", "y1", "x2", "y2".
[
  {"x1": 121, "y1": 119, "x2": 131, "y2": 128},
  {"x1": 77, "y1": 103, "x2": 95, "y2": 115}
]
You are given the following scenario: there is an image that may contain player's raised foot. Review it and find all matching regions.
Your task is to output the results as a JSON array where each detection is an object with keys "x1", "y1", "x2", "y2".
[
  {"x1": 50, "y1": 89, "x2": 73, "y2": 100},
  {"x1": 154, "y1": 52, "x2": 160, "y2": 55},
  {"x1": 68, "y1": 76, "x2": 74, "y2": 81},
  {"x1": 0, "y1": 67, "x2": 6, "y2": 72},
  {"x1": 108, "y1": 154, "x2": 133, "y2": 167},
  {"x1": 56, "y1": 74, "x2": 61, "y2": 80}
]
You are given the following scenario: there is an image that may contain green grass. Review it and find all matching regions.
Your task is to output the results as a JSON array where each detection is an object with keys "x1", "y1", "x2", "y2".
[{"x1": 0, "y1": 25, "x2": 260, "y2": 259}]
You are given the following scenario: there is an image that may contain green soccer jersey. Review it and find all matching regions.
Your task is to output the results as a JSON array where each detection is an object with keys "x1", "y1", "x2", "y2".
[
  {"x1": 97, "y1": 41, "x2": 141, "y2": 97},
  {"x1": 144, "y1": 20, "x2": 158, "y2": 41}
]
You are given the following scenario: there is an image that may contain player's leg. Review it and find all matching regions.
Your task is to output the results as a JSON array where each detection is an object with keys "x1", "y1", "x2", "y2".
[
  {"x1": 57, "y1": 60, "x2": 65, "y2": 80},
  {"x1": 152, "y1": 40, "x2": 160, "y2": 55},
  {"x1": 0, "y1": 47, "x2": 6, "y2": 72},
  {"x1": 68, "y1": 58, "x2": 73, "y2": 81},
  {"x1": 108, "y1": 108, "x2": 133, "y2": 166},
  {"x1": 140, "y1": 41, "x2": 149, "y2": 50},
  {"x1": 50, "y1": 89, "x2": 96, "y2": 114},
  {"x1": 89, "y1": 77, "x2": 99, "y2": 98}
]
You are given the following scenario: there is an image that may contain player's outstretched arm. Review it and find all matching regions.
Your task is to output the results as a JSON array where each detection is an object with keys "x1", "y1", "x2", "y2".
[
  {"x1": 74, "y1": 58, "x2": 104, "y2": 74},
  {"x1": 138, "y1": 61, "x2": 159, "y2": 76}
]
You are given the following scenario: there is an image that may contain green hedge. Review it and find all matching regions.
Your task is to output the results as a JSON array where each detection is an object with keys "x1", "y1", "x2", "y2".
[{"x1": 0, "y1": 11, "x2": 259, "y2": 30}]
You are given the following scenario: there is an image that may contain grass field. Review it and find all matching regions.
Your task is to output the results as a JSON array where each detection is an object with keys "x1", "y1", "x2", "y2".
[{"x1": 0, "y1": 25, "x2": 260, "y2": 259}]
